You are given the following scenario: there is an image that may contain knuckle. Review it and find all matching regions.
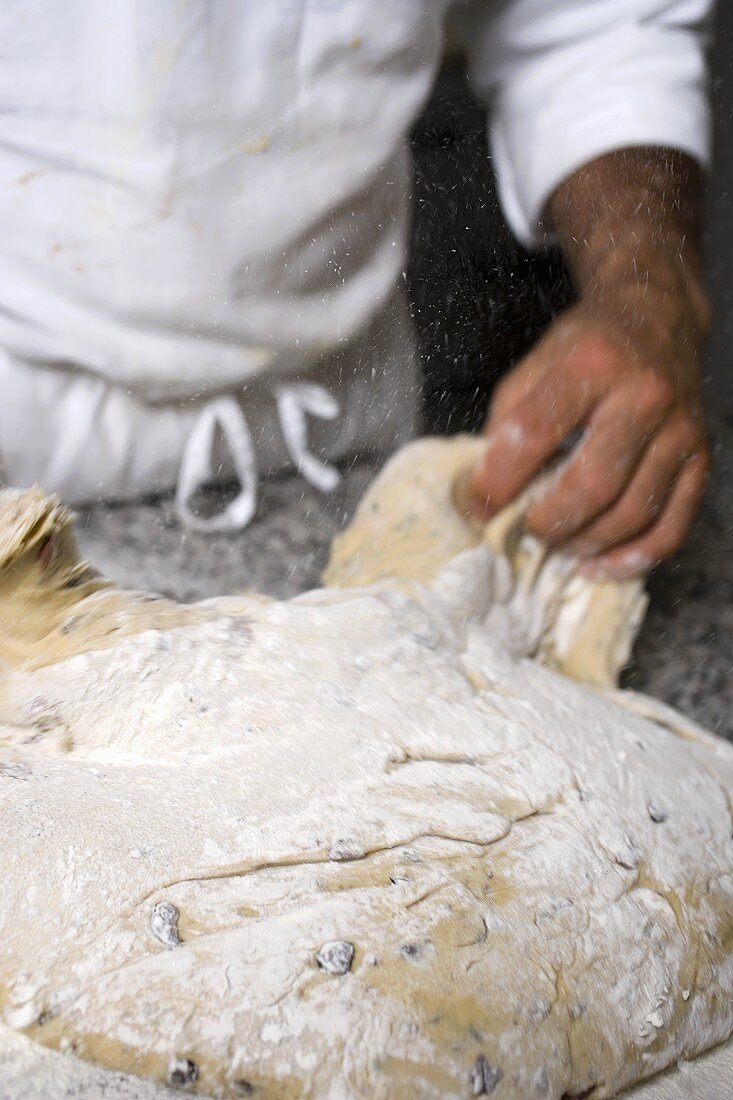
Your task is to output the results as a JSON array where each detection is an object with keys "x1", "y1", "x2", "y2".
[
  {"x1": 566, "y1": 465, "x2": 617, "y2": 513},
  {"x1": 513, "y1": 417, "x2": 551, "y2": 457},
  {"x1": 619, "y1": 494, "x2": 660, "y2": 535},
  {"x1": 652, "y1": 525, "x2": 686, "y2": 562},
  {"x1": 566, "y1": 331, "x2": 618, "y2": 379},
  {"x1": 666, "y1": 404, "x2": 701, "y2": 439},
  {"x1": 654, "y1": 497, "x2": 698, "y2": 557},
  {"x1": 675, "y1": 418, "x2": 701, "y2": 456},
  {"x1": 639, "y1": 372, "x2": 675, "y2": 415},
  {"x1": 578, "y1": 482, "x2": 608, "y2": 514}
]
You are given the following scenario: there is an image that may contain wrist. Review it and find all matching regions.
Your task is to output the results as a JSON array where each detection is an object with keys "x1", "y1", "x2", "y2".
[
  {"x1": 578, "y1": 256, "x2": 711, "y2": 352},
  {"x1": 548, "y1": 148, "x2": 710, "y2": 348}
]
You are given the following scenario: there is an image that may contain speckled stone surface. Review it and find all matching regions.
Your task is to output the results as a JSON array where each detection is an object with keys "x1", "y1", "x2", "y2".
[
  {"x1": 623, "y1": 416, "x2": 733, "y2": 742},
  {"x1": 76, "y1": 417, "x2": 733, "y2": 745}
]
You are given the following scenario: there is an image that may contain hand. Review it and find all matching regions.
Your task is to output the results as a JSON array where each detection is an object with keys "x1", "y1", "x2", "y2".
[
  {"x1": 469, "y1": 147, "x2": 711, "y2": 580},
  {"x1": 469, "y1": 291, "x2": 710, "y2": 579}
]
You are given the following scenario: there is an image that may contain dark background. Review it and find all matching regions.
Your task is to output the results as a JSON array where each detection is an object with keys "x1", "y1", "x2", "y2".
[
  {"x1": 705, "y1": 2, "x2": 733, "y2": 416},
  {"x1": 410, "y1": 7, "x2": 733, "y2": 430}
]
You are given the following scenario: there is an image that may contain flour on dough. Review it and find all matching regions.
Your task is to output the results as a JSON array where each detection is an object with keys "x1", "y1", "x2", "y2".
[
  {"x1": 0, "y1": 436, "x2": 731, "y2": 1100},
  {"x1": 325, "y1": 434, "x2": 648, "y2": 688}
]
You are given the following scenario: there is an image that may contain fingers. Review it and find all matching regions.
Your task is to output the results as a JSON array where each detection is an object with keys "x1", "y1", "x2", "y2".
[
  {"x1": 560, "y1": 411, "x2": 700, "y2": 556},
  {"x1": 469, "y1": 305, "x2": 707, "y2": 574},
  {"x1": 526, "y1": 377, "x2": 674, "y2": 545},
  {"x1": 581, "y1": 450, "x2": 709, "y2": 579},
  {"x1": 469, "y1": 364, "x2": 604, "y2": 519}
]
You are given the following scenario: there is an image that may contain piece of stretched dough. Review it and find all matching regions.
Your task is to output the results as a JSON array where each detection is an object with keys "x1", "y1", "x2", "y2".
[
  {"x1": 325, "y1": 435, "x2": 648, "y2": 688},
  {"x1": 0, "y1": 436, "x2": 731, "y2": 1100}
]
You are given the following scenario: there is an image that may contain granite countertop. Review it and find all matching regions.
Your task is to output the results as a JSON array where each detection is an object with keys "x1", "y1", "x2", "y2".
[{"x1": 75, "y1": 419, "x2": 733, "y2": 745}]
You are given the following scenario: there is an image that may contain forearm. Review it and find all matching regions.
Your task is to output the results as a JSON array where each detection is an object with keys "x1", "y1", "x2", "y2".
[{"x1": 547, "y1": 147, "x2": 711, "y2": 349}]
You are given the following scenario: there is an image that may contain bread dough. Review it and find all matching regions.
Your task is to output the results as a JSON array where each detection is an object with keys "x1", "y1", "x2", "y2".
[
  {"x1": 0, "y1": 436, "x2": 731, "y2": 1099},
  {"x1": 324, "y1": 435, "x2": 648, "y2": 688}
]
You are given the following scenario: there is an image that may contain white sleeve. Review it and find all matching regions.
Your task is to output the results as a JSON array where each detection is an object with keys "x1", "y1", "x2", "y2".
[{"x1": 455, "y1": 0, "x2": 714, "y2": 247}]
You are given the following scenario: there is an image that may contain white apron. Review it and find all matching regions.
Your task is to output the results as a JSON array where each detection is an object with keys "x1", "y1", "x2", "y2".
[{"x1": 0, "y1": 0, "x2": 448, "y2": 522}]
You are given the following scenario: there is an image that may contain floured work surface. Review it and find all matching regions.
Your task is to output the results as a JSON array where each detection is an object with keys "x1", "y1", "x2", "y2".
[{"x1": 0, "y1": 436, "x2": 731, "y2": 1099}]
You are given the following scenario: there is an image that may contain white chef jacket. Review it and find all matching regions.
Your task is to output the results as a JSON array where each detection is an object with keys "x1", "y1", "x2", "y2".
[{"x1": 0, "y1": 0, "x2": 713, "y2": 524}]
